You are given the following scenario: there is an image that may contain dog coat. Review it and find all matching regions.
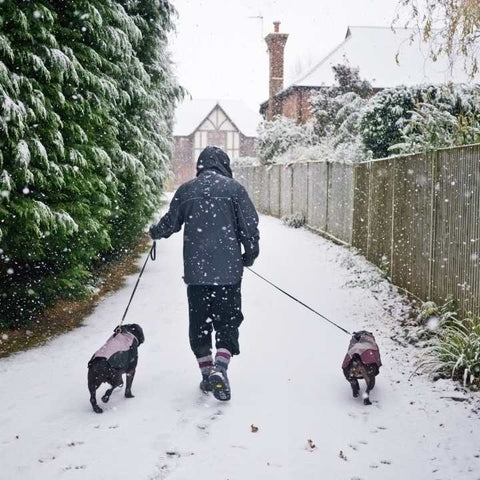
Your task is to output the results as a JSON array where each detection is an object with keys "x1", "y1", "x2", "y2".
[
  {"x1": 92, "y1": 331, "x2": 137, "y2": 370},
  {"x1": 342, "y1": 331, "x2": 382, "y2": 370}
]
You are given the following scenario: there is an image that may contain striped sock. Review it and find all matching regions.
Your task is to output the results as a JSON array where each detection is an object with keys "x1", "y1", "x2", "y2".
[
  {"x1": 215, "y1": 348, "x2": 231, "y2": 371},
  {"x1": 197, "y1": 355, "x2": 213, "y2": 376}
]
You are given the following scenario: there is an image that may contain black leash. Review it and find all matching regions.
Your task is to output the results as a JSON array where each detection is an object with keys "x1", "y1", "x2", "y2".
[
  {"x1": 247, "y1": 267, "x2": 351, "y2": 336},
  {"x1": 117, "y1": 241, "x2": 156, "y2": 330}
]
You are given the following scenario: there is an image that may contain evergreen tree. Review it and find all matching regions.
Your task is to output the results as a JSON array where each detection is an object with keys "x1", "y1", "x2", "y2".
[{"x1": 0, "y1": 1, "x2": 182, "y2": 327}]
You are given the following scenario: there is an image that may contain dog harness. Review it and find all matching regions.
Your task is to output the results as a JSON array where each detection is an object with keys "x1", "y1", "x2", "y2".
[
  {"x1": 92, "y1": 331, "x2": 137, "y2": 370},
  {"x1": 342, "y1": 331, "x2": 382, "y2": 370}
]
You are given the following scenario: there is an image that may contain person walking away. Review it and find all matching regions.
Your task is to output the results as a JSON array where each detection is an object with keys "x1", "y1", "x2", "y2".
[{"x1": 149, "y1": 146, "x2": 259, "y2": 401}]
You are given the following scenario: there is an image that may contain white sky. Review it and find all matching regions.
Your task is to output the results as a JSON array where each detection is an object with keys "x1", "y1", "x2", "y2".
[{"x1": 169, "y1": 0, "x2": 406, "y2": 111}]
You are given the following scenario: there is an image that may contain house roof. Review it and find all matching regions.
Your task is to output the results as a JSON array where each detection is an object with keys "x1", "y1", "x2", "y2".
[
  {"x1": 173, "y1": 99, "x2": 261, "y2": 137},
  {"x1": 287, "y1": 26, "x2": 477, "y2": 91}
]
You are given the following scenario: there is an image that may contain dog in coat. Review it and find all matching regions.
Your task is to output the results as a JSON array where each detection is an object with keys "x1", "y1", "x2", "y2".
[
  {"x1": 342, "y1": 330, "x2": 381, "y2": 405},
  {"x1": 87, "y1": 324, "x2": 144, "y2": 413}
]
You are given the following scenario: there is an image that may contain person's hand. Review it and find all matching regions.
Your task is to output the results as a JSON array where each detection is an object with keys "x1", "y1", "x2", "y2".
[
  {"x1": 242, "y1": 253, "x2": 254, "y2": 267},
  {"x1": 149, "y1": 224, "x2": 158, "y2": 239}
]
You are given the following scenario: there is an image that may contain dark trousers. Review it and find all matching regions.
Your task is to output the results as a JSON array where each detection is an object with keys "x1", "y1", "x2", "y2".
[{"x1": 187, "y1": 282, "x2": 244, "y2": 358}]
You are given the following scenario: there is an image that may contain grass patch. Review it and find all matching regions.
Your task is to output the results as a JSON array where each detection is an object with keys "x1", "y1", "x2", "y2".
[{"x1": 0, "y1": 235, "x2": 152, "y2": 358}]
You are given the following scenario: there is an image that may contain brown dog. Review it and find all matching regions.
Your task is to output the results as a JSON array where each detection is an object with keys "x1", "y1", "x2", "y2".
[{"x1": 342, "y1": 331, "x2": 381, "y2": 405}]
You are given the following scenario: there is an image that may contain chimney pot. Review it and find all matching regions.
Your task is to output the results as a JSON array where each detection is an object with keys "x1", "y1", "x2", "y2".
[{"x1": 274, "y1": 21, "x2": 280, "y2": 33}]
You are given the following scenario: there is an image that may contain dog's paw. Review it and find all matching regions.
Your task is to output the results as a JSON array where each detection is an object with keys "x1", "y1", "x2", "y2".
[
  {"x1": 353, "y1": 391, "x2": 359, "y2": 398},
  {"x1": 363, "y1": 398, "x2": 372, "y2": 406},
  {"x1": 92, "y1": 405, "x2": 103, "y2": 414},
  {"x1": 101, "y1": 394, "x2": 110, "y2": 403},
  {"x1": 125, "y1": 391, "x2": 135, "y2": 398}
]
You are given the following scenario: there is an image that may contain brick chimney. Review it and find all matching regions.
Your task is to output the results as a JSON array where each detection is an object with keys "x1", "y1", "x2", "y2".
[{"x1": 265, "y1": 21, "x2": 288, "y2": 120}]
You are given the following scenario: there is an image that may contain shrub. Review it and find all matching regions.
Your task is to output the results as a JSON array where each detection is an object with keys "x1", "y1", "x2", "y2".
[
  {"x1": 256, "y1": 116, "x2": 315, "y2": 164},
  {"x1": 418, "y1": 314, "x2": 480, "y2": 388},
  {"x1": 360, "y1": 84, "x2": 480, "y2": 158},
  {"x1": 281, "y1": 213, "x2": 306, "y2": 229}
]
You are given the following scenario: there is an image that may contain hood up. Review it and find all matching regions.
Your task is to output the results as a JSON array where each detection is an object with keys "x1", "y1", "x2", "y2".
[{"x1": 196, "y1": 146, "x2": 233, "y2": 178}]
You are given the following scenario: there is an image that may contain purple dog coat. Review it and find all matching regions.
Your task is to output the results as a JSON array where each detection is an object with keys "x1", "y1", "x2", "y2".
[
  {"x1": 342, "y1": 331, "x2": 382, "y2": 370},
  {"x1": 92, "y1": 331, "x2": 137, "y2": 370}
]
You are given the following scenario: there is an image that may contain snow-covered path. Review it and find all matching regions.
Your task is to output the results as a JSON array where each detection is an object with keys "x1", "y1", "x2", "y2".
[{"x1": 1, "y1": 215, "x2": 479, "y2": 480}]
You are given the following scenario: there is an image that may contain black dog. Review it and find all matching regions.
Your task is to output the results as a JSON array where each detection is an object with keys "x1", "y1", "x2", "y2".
[
  {"x1": 342, "y1": 331, "x2": 381, "y2": 405},
  {"x1": 88, "y1": 324, "x2": 144, "y2": 413}
]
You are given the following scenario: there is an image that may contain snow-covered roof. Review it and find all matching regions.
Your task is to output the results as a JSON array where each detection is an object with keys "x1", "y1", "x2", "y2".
[
  {"x1": 173, "y1": 99, "x2": 261, "y2": 137},
  {"x1": 289, "y1": 26, "x2": 478, "y2": 91}
]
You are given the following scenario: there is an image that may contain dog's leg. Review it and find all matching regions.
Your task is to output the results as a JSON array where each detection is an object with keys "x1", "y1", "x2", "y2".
[
  {"x1": 359, "y1": 365, "x2": 375, "y2": 405},
  {"x1": 363, "y1": 375, "x2": 375, "y2": 405},
  {"x1": 349, "y1": 378, "x2": 360, "y2": 398},
  {"x1": 88, "y1": 370, "x2": 103, "y2": 414},
  {"x1": 125, "y1": 367, "x2": 136, "y2": 398},
  {"x1": 102, "y1": 371, "x2": 123, "y2": 403}
]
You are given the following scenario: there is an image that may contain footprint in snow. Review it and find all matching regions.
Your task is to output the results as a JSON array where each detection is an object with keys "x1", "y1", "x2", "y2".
[
  {"x1": 37, "y1": 456, "x2": 56, "y2": 464},
  {"x1": 196, "y1": 423, "x2": 210, "y2": 436},
  {"x1": 210, "y1": 409, "x2": 223, "y2": 421},
  {"x1": 358, "y1": 440, "x2": 368, "y2": 445},
  {"x1": 67, "y1": 440, "x2": 84, "y2": 447},
  {"x1": 165, "y1": 450, "x2": 195, "y2": 459},
  {"x1": 63, "y1": 465, "x2": 86, "y2": 471},
  {"x1": 231, "y1": 445, "x2": 247, "y2": 450},
  {"x1": 380, "y1": 460, "x2": 392, "y2": 465}
]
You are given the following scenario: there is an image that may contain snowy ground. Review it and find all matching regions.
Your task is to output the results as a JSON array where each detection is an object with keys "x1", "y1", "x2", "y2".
[{"x1": 1, "y1": 214, "x2": 480, "y2": 480}]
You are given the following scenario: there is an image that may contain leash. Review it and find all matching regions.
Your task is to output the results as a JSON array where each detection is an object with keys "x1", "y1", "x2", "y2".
[
  {"x1": 116, "y1": 241, "x2": 156, "y2": 331},
  {"x1": 246, "y1": 267, "x2": 351, "y2": 336}
]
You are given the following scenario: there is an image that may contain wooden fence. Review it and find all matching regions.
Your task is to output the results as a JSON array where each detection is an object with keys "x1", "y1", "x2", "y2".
[{"x1": 234, "y1": 144, "x2": 480, "y2": 315}]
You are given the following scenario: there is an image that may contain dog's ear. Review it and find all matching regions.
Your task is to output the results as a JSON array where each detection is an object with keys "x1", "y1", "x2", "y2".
[
  {"x1": 136, "y1": 326, "x2": 145, "y2": 345},
  {"x1": 130, "y1": 324, "x2": 144, "y2": 345}
]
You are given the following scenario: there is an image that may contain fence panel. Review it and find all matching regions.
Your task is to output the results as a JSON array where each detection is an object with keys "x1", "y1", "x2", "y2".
[
  {"x1": 351, "y1": 163, "x2": 370, "y2": 253},
  {"x1": 365, "y1": 159, "x2": 395, "y2": 272},
  {"x1": 234, "y1": 167, "x2": 247, "y2": 190},
  {"x1": 432, "y1": 146, "x2": 480, "y2": 315},
  {"x1": 391, "y1": 153, "x2": 434, "y2": 300},
  {"x1": 280, "y1": 165, "x2": 293, "y2": 217},
  {"x1": 292, "y1": 163, "x2": 309, "y2": 218},
  {"x1": 254, "y1": 166, "x2": 269, "y2": 214},
  {"x1": 240, "y1": 167, "x2": 254, "y2": 200},
  {"x1": 307, "y1": 162, "x2": 328, "y2": 231},
  {"x1": 268, "y1": 165, "x2": 281, "y2": 218},
  {"x1": 250, "y1": 166, "x2": 260, "y2": 209},
  {"x1": 327, "y1": 163, "x2": 354, "y2": 243}
]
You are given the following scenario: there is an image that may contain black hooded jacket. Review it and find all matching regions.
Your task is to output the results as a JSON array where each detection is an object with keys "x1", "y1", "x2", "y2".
[{"x1": 150, "y1": 146, "x2": 259, "y2": 285}]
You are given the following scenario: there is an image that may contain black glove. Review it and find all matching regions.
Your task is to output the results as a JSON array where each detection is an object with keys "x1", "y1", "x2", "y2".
[
  {"x1": 242, "y1": 253, "x2": 255, "y2": 267},
  {"x1": 149, "y1": 224, "x2": 158, "y2": 240}
]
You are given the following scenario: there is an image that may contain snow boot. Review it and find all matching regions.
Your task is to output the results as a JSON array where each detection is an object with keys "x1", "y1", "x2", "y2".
[
  {"x1": 200, "y1": 373, "x2": 213, "y2": 394},
  {"x1": 208, "y1": 366, "x2": 231, "y2": 401}
]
